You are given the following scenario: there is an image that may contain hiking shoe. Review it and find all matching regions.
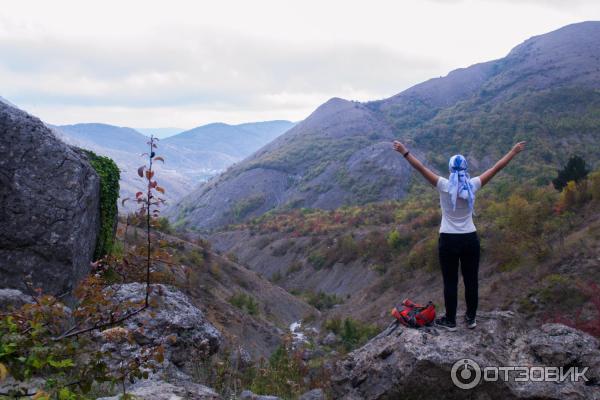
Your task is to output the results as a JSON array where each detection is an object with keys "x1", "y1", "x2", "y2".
[
  {"x1": 464, "y1": 315, "x2": 477, "y2": 329},
  {"x1": 435, "y1": 316, "x2": 457, "y2": 331}
]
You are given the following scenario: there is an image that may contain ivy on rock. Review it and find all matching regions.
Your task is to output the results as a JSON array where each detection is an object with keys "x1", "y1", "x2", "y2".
[{"x1": 84, "y1": 150, "x2": 120, "y2": 259}]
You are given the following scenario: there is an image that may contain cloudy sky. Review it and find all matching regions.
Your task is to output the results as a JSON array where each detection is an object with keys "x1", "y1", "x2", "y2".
[{"x1": 1, "y1": 0, "x2": 599, "y2": 130}]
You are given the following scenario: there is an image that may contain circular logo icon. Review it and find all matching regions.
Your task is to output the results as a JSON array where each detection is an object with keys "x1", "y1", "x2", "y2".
[{"x1": 451, "y1": 358, "x2": 482, "y2": 390}]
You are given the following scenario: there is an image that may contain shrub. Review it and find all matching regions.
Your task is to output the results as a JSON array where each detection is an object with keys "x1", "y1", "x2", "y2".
[
  {"x1": 324, "y1": 317, "x2": 342, "y2": 335},
  {"x1": 154, "y1": 216, "x2": 173, "y2": 234},
  {"x1": 272, "y1": 240, "x2": 294, "y2": 257},
  {"x1": 246, "y1": 341, "x2": 308, "y2": 399},
  {"x1": 228, "y1": 293, "x2": 260, "y2": 315},
  {"x1": 337, "y1": 235, "x2": 359, "y2": 264},
  {"x1": 369, "y1": 263, "x2": 387, "y2": 275},
  {"x1": 589, "y1": 171, "x2": 600, "y2": 203},
  {"x1": 183, "y1": 249, "x2": 205, "y2": 267},
  {"x1": 406, "y1": 234, "x2": 439, "y2": 272},
  {"x1": 270, "y1": 270, "x2": 283, "y2": 283},
  {"x1": 286, "y1": 261, "x2": 303, "y2": 276},
  {"x1": 538, "y1": 274, "x2": 588, "y2": 309},
  {"x1": 225, "y1": 252, "x2": 239, "y2": 263},
  {"x1": 231, "y1": 195, "x2": 266, "y2": 221},
  {"x1": 387, "y1": 230, "x2": 407, "y2": 251},
  {"x1": 305, "y1": 291, "x2": 343, "y2": 310},
  {"x1": 308, "y1": 251, "x2": 327, "y2": 270},
  {"x1": 358, "y1": 231, "x2": 392, "y2": 263},
  {"x1": 323, "y1": 317, "x2": 379, "y2": 351}
]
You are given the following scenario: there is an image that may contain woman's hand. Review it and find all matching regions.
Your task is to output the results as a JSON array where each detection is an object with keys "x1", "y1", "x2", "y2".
[
  {"x1": 511, "y1": 141, "x2": 526, "y2": 154},
  {"x1": 393, "y1": 140, "x2": 407, "y2": 154}
]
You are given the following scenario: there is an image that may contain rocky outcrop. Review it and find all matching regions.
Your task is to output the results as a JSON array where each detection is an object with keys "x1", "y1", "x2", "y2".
[
  {"x1": 0, "y1": 102, "x2": 100, "y2": 296},
  {"x1": 239, "y1": 389, "x2": 325, "y2": 400},
  {"x1": 0, "y1": 288, "x2": 33, "y2": 312},
  {"x1": 331, "y1": 311, "x2": 600, "y2": 399},
  {"x1": 240, "y1": 390, "x2": 281, "y2": 400},
  {"x1": 101, "y1": 283, "x2": 222, "y2": 373},
  {"x1": 97, "y1": 379, "x2": 220, "y2": 400},
  {"x1": 298, "y1": 388, "x2": 326, "y2": 400},
  {"x1": 96, "y1": 283, "x2": 223, "y2": 398}
]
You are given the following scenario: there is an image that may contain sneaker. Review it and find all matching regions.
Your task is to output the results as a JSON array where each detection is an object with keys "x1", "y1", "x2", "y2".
[
  {"x1": 435, "y1": 316, "x2": 457, "y2": 331},
  {"x1": 464, "y1": 315, "x2": 477, "y2": 329}
]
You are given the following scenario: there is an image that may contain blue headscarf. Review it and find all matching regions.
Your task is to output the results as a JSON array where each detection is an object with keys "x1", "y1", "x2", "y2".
[{"x1": 448, "y1": 154, "x2": 475, "y2": 212}]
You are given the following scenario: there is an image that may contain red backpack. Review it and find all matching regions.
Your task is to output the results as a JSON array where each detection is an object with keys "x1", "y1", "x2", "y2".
[{"x1": 391, "y1": 299, "x2": 436, "y2": 328}]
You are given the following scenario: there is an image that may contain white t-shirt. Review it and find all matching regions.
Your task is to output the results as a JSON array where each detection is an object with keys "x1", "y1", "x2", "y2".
[{"x1": 436, "y1": 176, "x2": 482, "y2": 234}]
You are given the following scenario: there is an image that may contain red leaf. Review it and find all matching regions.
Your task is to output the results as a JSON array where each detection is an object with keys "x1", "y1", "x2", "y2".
[
  {"x1": 137, "y1": 166, "x2": 146, "y2": 178},
  {"x1": 135, "y1": 192, "x2": 143, "y2": 198},
  {"x1": 154, "y1": 156, "x2": 165, "y2": 163}
]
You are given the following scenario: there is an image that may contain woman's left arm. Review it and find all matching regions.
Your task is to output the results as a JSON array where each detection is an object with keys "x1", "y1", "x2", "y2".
[{"x1": 393, "y1": 141, "x2": 439, "y2": 186}]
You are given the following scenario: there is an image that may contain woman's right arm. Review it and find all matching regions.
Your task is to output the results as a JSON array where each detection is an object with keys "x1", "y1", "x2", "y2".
[
  {"x1": 479, "y1": 141, "x2": 526, "y2": 187},
  {"x1": 393, "y1": 141, "x2": 439, "y2": 186}
]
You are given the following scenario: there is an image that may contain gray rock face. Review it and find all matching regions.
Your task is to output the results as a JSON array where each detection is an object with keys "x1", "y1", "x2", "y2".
[
  {"x1": 298, "y1": 388, "x2": 325, "y2": 400},
  {"x1": 96, "y1": 379, "x2": 221, "y2": 400},
  {"x1": 321, "y1": 332, "x2": 339, "y2": 346},
  {"x1": 331, "y1": 312, "x2": 600, "y2": 399},
  {"x1": 0, "y1": 288, "x2": 33, "y2": 311},
  {"x1": 239, "y1": 390, "x2": 281, "y2": 400},
  {"x1": 0, "y1": 102, "x2": 100, "y2": 296},
  {"x1": 103, "y1": 283, "x2": 222, "y2": 373}
]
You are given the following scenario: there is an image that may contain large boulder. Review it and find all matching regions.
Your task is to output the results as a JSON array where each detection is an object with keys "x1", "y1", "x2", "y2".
[
  {"x1": 0, "y1": 102, "x2": 100, "y2": 296},
  {"x1": 331, "y1": 311, "x2": 600, "y2": 399}
]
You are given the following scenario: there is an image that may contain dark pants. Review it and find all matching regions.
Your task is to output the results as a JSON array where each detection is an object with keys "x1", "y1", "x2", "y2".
[{"x1": 438, "y1": 232, "x2": 480, "y2": 323}]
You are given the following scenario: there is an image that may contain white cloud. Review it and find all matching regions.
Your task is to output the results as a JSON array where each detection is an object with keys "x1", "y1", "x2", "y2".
[{"x1": 0, "y1": 0, "x2": 599, "y2": 128}]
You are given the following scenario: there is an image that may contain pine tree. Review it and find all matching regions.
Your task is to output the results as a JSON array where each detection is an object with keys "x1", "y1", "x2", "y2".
[{"x1": 552, "y1": 155, "x2": 589, "y2": 191}]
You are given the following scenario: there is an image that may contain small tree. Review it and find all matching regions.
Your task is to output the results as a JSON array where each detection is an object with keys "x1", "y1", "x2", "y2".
[
  {"x1": 552, "y1": 155, "x2": 589, "y2": 191},
  {"x1": 123, "y1": 135, "x2": 166, "y2": 306}
]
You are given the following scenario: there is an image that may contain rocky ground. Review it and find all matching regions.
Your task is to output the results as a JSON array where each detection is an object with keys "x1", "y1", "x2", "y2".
[{"x1": 332, "y1": 312, "x2": 600, "y2": 399}]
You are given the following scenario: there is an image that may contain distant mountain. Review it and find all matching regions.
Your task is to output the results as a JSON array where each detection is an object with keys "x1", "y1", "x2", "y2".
[
  {"x1": 169, "y1": 21, "x2": 600, "y2": 231},
  {"x1": 57, "y1": 123, "x2": 148, "y2": 153},
  {"x1": 53, "y1": 120, "x2": 294, "y2": 211},
  {"x1": 135, "y1": 127, "x2": 184, "y2": 139},
  {"x1": 162, "y1": 120, "x2": 295, "y2": 158}
]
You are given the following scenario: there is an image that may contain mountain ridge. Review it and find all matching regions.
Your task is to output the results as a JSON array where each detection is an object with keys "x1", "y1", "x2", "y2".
[{"x1": 169, "y1": 21, "x2": 600, "y2": 231}]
